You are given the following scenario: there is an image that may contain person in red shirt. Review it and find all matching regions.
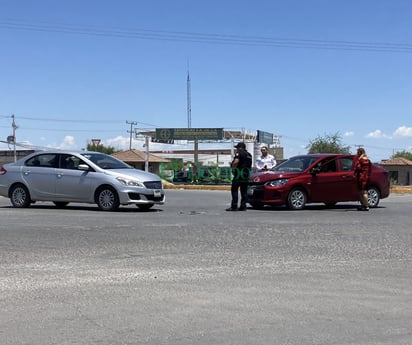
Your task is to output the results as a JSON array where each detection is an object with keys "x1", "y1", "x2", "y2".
[{"x1": 354, "y1": 147, "x2": 372, "y2": 211}]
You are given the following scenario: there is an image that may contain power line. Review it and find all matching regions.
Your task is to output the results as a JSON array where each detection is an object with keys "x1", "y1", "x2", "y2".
[
  {"x1": 1, "y1": 113, "x2": 158, "y2": 128},
  {"x1": 1, "y1": 20, "x2": 412, "y2": 53},
  {"x1": 17, "y1": 115, "x2": 120, "y2": 124},
  {"x1": 16, "y1": 127, "x2": 118, "y2": 133}
]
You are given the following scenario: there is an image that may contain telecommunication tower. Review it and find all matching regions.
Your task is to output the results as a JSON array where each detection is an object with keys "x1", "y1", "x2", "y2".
[{"x1": 187, "y1": 69, "x2": 192, "y2": 128}]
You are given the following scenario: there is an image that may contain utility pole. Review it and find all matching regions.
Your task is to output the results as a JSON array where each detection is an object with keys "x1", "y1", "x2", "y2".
[
  {"x1": 126, "y1": 120, "x2": 137, "y2": 150},
  {"x1": 144, "y1": 135, "x2": 149, "y2": 172},
  {"x1": 135, "y1": 127, "x2": 150, "y2": 172},
  {"x1": 11, "y1": 114, "x2": 17, "y2": 162}
]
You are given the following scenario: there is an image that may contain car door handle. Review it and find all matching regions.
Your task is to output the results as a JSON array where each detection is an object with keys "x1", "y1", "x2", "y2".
[{"x1": 341, "y1": 174, "x2": 353, "y2": 179}]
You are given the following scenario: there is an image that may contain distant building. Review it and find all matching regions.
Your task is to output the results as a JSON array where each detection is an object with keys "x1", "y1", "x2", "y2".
[
  {"x1": 151, "y1": 146, "x2": 284, "y2": 167},
  {"x1": 378, "y1": 157, "x2": 412, "y2": 185},
  {"x1": 111, "y1": 149, "x2": 169, "y2": 175},
  {"x1": 150, "y1": 149, "x2": 233, "y2": 167},
  {"x1": 0, "y1": 150, "x2": 34, "y2": 165},
  {"x1": 140, "y1": 129, "x2": 284, "y2": 165}
]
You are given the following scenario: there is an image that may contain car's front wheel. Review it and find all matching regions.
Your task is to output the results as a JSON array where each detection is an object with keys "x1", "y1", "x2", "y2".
[
  {"x1": 367, "y1": 186, "x2": 380, "y2": 208},
  {"x1": 96, "y1": 186, "x2": 120, "y2": 211},
  {"x1": 287, "y1": 188, "x2": 307, "y2": 210},
  {"x1": 9, "y1": 184, "x2": 31, "y2": 208}
]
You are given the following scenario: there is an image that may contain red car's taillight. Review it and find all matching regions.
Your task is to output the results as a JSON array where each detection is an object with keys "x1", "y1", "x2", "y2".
[{"x1": 0, "y1": 166, "x2": 7, "y2": 175}]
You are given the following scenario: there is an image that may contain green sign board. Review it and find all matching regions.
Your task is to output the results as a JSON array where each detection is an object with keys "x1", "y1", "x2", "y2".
[{"x1": 155, "y1": 128, "x2": 224, "y2": 141}]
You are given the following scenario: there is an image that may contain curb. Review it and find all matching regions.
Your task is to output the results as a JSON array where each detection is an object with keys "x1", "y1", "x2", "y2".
[{"x1": 390, "y1": 186, "x2": 412, "y2": 194}]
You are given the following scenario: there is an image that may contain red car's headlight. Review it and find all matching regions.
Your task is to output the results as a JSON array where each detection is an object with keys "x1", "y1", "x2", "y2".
[{"x1": 265, "y1": 179, "x2": 289, "y2": 187}]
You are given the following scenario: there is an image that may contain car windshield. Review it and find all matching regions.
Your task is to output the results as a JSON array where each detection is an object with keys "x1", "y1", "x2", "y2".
[
  {"x1": 81, "y1": 153, "x2": 132, "y2": 170},
  {"x1": 274, "y1": 156, "x2": 320, "y2": 172}
]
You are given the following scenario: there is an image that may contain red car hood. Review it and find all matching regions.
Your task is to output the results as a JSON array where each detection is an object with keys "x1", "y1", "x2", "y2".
[{"x1": 250, "y1": 171, "x2": 301, "y2": 183}]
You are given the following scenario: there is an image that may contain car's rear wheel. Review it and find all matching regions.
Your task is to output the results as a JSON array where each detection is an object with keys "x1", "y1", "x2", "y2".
[
  {"x1": 53, "y1": 201, "x2": 69, "y2": 208},
  {"x1": 10, "y1": 184, "x2": 31, "y2": 208},
  {"x1": 287, "y1": 188, "x2": 307, "y2": 210},
  {"x1": 137, "y1": 204, "x2": 154, "y2": 211},
  {"x1": 96, "y1": 187, "x2": 120, "y2": 211},
  {"x1": 367, "y1": 186, "x2": 380, "y2": 208}
]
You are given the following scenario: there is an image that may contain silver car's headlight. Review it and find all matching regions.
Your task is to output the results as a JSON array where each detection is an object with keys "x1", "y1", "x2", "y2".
[
  {"x1": 116, "y1": 177, "x2": 145, "y2": 187},
  {"x1": 266, "y1": 179, "x2": 289, "y2": 187}
]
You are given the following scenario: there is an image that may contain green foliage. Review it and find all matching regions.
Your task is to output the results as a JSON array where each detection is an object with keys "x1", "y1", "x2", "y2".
[
  {"x1": 306, "y1": 132, "x2": 351, "y2": 154},
  {"x1": 86, "y1": 143, "x2": 116, "y2": 155},
  {"x1": 391, "y1": 150, "x2": 412, "y2": 160}
]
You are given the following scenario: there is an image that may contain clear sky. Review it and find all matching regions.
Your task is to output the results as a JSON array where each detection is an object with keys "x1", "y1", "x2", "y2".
[{"x1": 1, "y1": 0, "x2": 411, "y2": 161}]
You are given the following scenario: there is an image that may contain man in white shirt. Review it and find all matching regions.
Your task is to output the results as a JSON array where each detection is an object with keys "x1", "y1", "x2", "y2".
[{"x1": 255, "y1": 145, "x2": 276, "y2": 171}]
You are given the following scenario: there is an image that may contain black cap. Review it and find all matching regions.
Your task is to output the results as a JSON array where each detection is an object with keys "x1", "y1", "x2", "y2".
[{"x1": 234, "y1": 142, "x2": 246, "y2": 149}]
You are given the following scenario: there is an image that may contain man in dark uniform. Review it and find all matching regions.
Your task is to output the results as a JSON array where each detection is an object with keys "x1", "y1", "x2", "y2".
[{"x1": 226, "y1": 142, "x2": 252, "y2": 211}]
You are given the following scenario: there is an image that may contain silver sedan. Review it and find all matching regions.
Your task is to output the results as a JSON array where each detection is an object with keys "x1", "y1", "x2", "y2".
[{"x1": 0, "y1": 150, "x2": 165, "y2": 211}]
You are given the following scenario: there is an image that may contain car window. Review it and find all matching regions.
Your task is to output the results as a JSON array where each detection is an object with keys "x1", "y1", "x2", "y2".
[
  {"x1": 275, "y1": 156, "x2": 320, "y2": 172},
  {"x1": 61, "y1": 154, "x2": 81, "y2": 170},
  {"x1": 26, "y1": 154, "x2": 59, "y2": 168},
  {"x1": 338, "y1": 157, "x2": 354, "y2": 171},
  {"x1": 81, "y1": 153, "x2": 131, "y2": 169},
  {"x1": 317, "y1": 158, "x2": 337, "y2": 173}
]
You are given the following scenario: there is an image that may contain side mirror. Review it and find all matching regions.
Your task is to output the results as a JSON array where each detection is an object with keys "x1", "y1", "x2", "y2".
[
  {"x1": 310, "y1": 167, "x2": 321, "y2": 175},
  {"x1": 78, "y1": 164, "x2": 90, "y2": 171}
]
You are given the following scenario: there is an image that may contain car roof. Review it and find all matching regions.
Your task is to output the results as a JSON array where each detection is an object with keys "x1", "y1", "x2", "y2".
[
  {"x1": 31, "y1": 150, "x2": 102, "y2": 155},
  {"x1": 292, "y1": 153, "x2": 353, "y2": 158}
]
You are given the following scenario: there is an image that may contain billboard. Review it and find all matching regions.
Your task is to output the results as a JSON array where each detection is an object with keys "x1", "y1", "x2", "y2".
[
  {"x1": 155, "y1": 128, "x2": 224, "y2": 141},
  {"x1": 256, "y1": 130, "x2": 273, "y2": 144}
]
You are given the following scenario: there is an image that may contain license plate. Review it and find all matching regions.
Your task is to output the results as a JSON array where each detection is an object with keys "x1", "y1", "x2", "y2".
[{"x1": 154, "y1": 190, "x2": 162, "y2": 198}]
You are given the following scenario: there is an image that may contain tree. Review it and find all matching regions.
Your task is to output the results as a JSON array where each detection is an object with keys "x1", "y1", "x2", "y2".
[
  {"x1": 391, "y1": 150, "x2": 412, "y2": 160},
  {"x1": 306, "y1": 132, "x2": 351, "y2": 154},
  {"x1": 87, "y1": 143, "x2": 116, "y2": 155}
]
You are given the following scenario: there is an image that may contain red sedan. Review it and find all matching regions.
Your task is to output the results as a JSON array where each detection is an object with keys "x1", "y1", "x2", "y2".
[{"x1": 247, "y1": 154, "x2": 390, "y2": 210}]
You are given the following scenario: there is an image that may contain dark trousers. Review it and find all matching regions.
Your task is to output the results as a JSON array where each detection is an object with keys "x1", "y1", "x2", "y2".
[{"x1": 231, "y1": 180, "x2": 248, "y2": 209}]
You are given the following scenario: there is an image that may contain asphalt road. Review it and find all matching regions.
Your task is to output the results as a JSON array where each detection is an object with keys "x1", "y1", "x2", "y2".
[{"x1": 0, "y1": 191, "x2": 411, "y2": 345}]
